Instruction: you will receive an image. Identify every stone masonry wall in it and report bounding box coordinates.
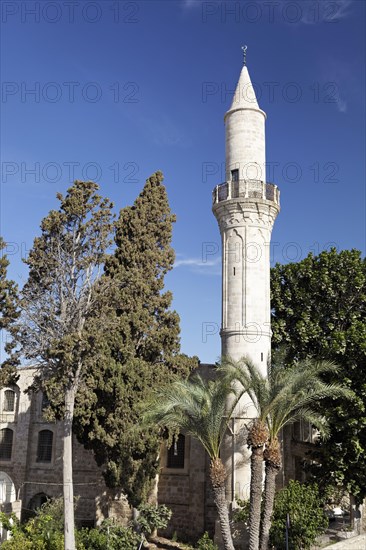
[0,367,131,527]
[158,436,212,542]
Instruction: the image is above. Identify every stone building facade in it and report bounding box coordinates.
[0,366,131,542]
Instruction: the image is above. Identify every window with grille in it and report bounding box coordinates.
[3,390,15,412]
[167,434,185,468]
[0,428,13,460]
[36,430,53,462]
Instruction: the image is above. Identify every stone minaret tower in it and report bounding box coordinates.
[212,53,280,503]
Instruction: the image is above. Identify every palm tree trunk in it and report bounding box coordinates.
[64,387,76,550]
[249,446,264,550]
[210,458,235,550]
[259,462,279,550]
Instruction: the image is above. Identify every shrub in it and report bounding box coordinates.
[269,480,328,550]
[195,531,218,550]
[0,508,65,550]
[0,513,33,550]
[77,528,108,550]
[77,522,140,550]
[136,503,172,535]
[0,502,140,550]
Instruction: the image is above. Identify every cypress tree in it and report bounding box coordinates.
[0,237,20,384]
[75,171,197,506]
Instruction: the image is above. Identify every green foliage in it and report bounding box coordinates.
[0,237,20,385]
[220,355,351,550]
[7,183,115,548]
[13,180,114,395]
[233,498,250,524]
[221,354,348,441]
[76,528,108,550]
[0,502,65,550]
[77,521,140,550]
[144,370,237,550]
[269,480,328,550]
[195,531,218,550]
[0,504,140,550]
[145,373,238,461]
[74,172,197,506]
[0,513,32,549]
[271,249,366,502]
[136,503,172,534]
[0,238,19,332]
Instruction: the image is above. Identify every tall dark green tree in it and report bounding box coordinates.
[74,171,197,506]
[11,182,114,550]
[271,248,366,502]
[0,237,19,384]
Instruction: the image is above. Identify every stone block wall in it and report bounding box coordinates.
[158,436,214,542]
[0,367,130,527]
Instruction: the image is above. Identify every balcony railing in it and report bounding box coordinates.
[212,180,280,206]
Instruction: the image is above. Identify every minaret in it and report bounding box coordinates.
[212,50,280,503]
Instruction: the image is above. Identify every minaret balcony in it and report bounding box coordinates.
[212,180,280,206]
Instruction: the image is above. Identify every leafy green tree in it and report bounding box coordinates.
[74,172,197,506]
[10,182,114,550]
[145,373,240,550]
[0,237,19,384]
[269,480,328,550]
[221,354,350,550]
[271,249,366,502]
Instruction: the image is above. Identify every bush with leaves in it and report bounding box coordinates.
[195,531,218,550]
[77,520,140,550]
[136,503,172,535]
[0,500,140,550]
[0,500,65,550]
[269,480,328,550]
[0,513,33,550]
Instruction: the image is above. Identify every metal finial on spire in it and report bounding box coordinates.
[241,45,248,66]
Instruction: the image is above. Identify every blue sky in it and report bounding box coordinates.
[1,0,365,363]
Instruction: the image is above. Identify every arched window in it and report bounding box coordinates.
[36,430,53,462]
[0,429,13,460]
[167,434,185,469]
[3,390,15,412]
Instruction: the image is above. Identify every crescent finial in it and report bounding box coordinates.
[241,45,248,66]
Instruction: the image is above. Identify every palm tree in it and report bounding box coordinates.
[260,356,351,550]
[144,373,239,550]
[221,355,351,550]
[223,360,269,550]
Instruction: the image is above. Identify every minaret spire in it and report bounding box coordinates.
[212,57,280,505]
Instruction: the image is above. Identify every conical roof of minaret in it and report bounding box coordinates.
[227,64,260,112]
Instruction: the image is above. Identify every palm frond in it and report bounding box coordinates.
[222,354,351,443]
[144,372,240,459]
